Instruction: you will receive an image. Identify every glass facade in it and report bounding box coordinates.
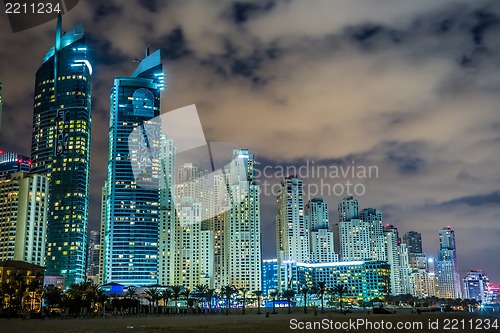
[103,50,163,286]
[30,18,92,285]
[262,259,279,296]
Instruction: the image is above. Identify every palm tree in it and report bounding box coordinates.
[170,285,184,313]
[239,287,249,314]
[125,286,138,299]
[300,286,309,314]
[43,284,63,315]
[145,287,161,314]
[221,285,237,315]
[332,284,348,313]
[194,284,208,307]
[206,289,215,312]
[253,290,263,314]
[315,282,328,313]
[182,287,191,303]
[282,289,295,314]
[159,289,172,313]
[269,290,278,314]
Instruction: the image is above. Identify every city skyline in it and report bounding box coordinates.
[0,1,499,284]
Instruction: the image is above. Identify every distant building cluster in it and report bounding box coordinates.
[0,17,498,308]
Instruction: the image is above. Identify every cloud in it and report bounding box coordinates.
[1,0,500,282]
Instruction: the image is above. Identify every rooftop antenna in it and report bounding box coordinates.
[146,45,150,57]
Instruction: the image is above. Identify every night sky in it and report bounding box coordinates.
[1,1,499,284]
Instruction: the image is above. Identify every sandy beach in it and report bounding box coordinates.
[1,309,499,333]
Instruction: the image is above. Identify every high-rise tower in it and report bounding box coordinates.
[276,175,308,290]
[403,231,422,254]
[0,82,3,132]
[306,198,337,263]
[103,49,164,286]
[30,16,92,285]
[224,149,261,291]
[436,226,461,299]
[338,196,359,222]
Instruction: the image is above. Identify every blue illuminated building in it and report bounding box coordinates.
[30,15,92,285]
[262,259,279,296]
[281,260,390,301]
[103,48,164,286]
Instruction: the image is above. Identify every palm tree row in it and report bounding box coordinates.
[268,283,350,315]
[7,279,357,317]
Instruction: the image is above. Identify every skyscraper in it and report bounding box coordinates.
[103,49,163,286]
[157,134,176,286]
[0,82,3,134]
[0,172,49,266]
[436,226,461,299]
[338,218,371,261]
[86,230,100,283]
[399,243,414,295]
[98,183,106,285]
[384,224,401,295]
[360,208,386,261]
[403,231,422,254]
[224,149,261,291]
[160,160,215,289]
[0,151,31,180]
[276,176,308,264]
[30,16,92,285]
[338,196,359,222]
[276,176,309,290]
[306,198,338,263]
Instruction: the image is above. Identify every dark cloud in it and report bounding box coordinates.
[157,27,190,61]
[440,191,500,207]
[1,0,500,283]
[232,1,276,24]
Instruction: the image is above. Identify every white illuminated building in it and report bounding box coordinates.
[223,149,261,291]
[276,176,309,290]
[307,198,338,263]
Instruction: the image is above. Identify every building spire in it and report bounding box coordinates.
[55,14,62,51]
[54,14,62,102]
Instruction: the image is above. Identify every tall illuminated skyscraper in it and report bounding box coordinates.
[436,226,461,299]
[0,82,3,132]
[403,231,422,254]
[157,134,176,286]
[276,176,308,264]
[224,149,261,291]
[384,224,401,295]
[338,196,359,222]
[30,16,92,285]
[360,208,386,261]
[0,172,49,266]
[306,198,337,263]
[276,175,308,290]
[103,49,164,286]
